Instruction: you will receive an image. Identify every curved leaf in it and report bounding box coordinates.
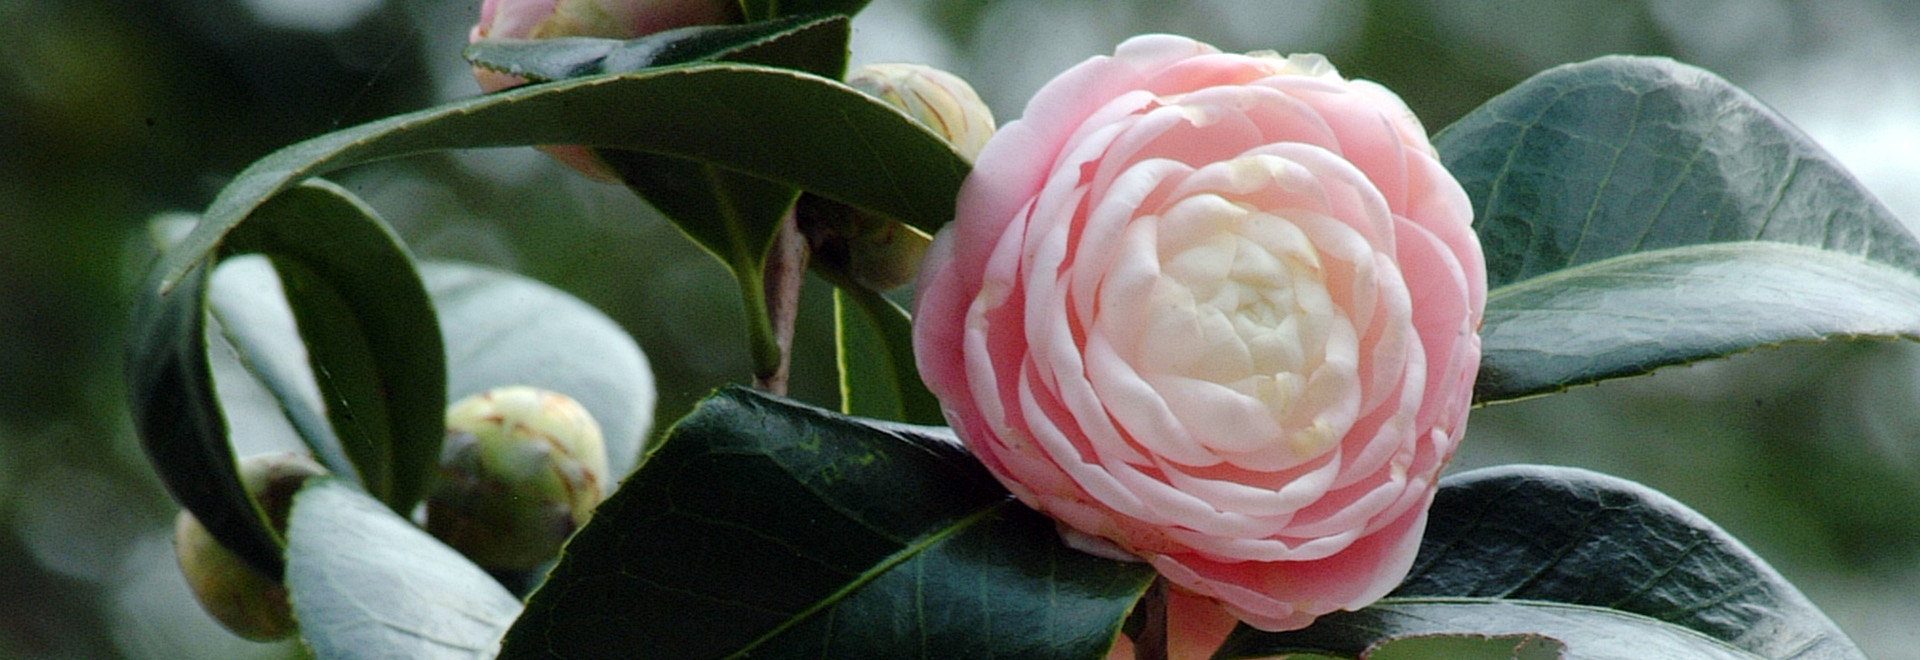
[217,182,445,513]
[206,256,345,465]
[127,180,444,576]
[424,261,656,477]
[128,255,279,574]
[498,387,1154,660]
[471,14,853,384]
[1476,242,1920,398]
[464,14,849,82]
[1436,56,1920,401]
[160,62,969,291]
[1217,465,1866,660]
[286,477,523,660]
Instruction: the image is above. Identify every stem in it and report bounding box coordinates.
[752,210,807,394]
[1134,576,1169,660]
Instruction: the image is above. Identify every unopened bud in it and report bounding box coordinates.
[846,63,996,163]
[801,64,995,292]
[173,452,327,642]
[426,386,610,571]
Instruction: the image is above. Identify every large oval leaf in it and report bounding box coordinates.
[1436,56,1920,401]
[127,180,444,576]
[1216,465,1866,660]
[159,62,969,291]
[285,477,523,660]
[424,261,655,477]
[497,387,1155,659]
[1476,242,1920,398]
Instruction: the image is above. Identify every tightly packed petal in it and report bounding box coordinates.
[913,34,1484,638]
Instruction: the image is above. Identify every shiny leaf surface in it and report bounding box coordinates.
[1437,56,1920,401]
[1216,465,1867,660]
[128,180,443,575]
[497,387,1155,660]
[160,63,968,291]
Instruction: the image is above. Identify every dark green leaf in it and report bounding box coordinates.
[128,255,282,575]
[498,387,1154,660]
[738,0,872,22]
[561,15,844,382]
[127,180,444,576]
[424,261,655,477]
[1216,465,1866,660]
[161,63,966,291]
[834,287,942,425]
[216,181,445,514]
[1436,56,1920,401]
[285,477,522,660]
[465,14,850,82]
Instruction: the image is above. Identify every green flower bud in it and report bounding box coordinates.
[801,63,996,292]
[173,452,327,642]
[846,63,996,163]
[426,386,610,571]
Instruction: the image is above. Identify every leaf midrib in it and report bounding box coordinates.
[720,498,1017,659]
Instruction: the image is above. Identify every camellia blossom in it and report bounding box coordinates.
[912,33,1485,639]
[468,0,739,179]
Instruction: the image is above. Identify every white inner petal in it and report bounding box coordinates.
[1097,155,1362,469]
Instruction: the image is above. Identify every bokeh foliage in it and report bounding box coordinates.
[5,1,1919,658]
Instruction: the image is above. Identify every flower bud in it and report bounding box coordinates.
[846,63,996,163]
[798,65,995,292]
[426,386,610,571]
[469,0,742,180]
[173,452,327,642]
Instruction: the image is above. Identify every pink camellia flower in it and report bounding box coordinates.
[912,33,1485,640]
[468,0,740,179]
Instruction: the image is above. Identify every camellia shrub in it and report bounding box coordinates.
[125,1,1915,659]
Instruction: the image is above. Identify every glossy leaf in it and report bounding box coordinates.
[1476,242,1920,399]
[285,477,522,660]
[159,63,968,292]
[472,14,851,382]
[127,180,443,576]
[834,287,942,425]
[128,254,278,574]
[424,261,655,477]
[1436,56,1920,401]
[216,181,445,514]
[738,0,872,22]
[1216,465,1867,660]
[463,14,849,82]
[497,387,1155,660]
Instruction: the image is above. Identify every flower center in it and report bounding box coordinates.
[1124,189,1359,464]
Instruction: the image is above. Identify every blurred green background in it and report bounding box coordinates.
[3,0,1917,658]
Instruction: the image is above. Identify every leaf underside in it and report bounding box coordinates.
[286,478,523,660]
